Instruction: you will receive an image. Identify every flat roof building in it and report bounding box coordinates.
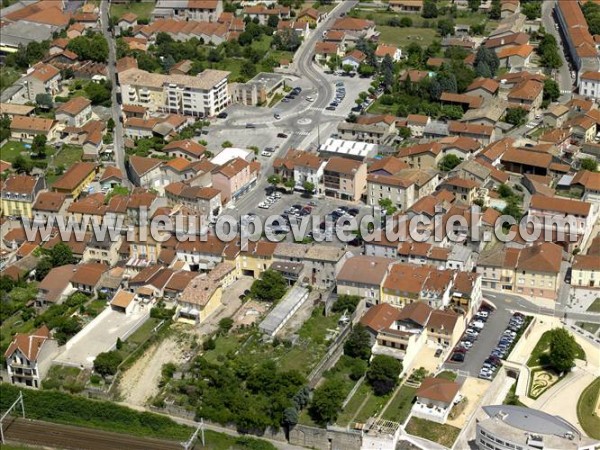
[258,286,309,337]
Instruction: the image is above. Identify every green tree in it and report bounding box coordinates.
[357,64,375,77]
[116,337,123,350]
[49,242,74,267]
[35,258,53,281]
[268,175,281,186]
[218,317,234,334]
[580,158,598,172]
[309,378,346,425]
[85,81,112,105]
[468,0,481,12]
[344,325,372,361]
[497,183,515,198]
[474,46,499,77]
[221,140,233,148]
[381,54,395,92]
[522,1,541,20]
[400,16,413,27]
[35,93,53,109]
[543,79,560,104]
[284,179,295,190]
[342,64,354,74]
[107,118,115,132]
[267,14,280,28]
[422,0,438,18]
[12,155,33,174]
[367,355,402,396]
[399,127,411,139]
[302,181,315,194]
[437,18,455,37]
[332,295,361,314]
[378,198,397,215]
[250,270,287,302]
[438,154,462,171]
[282,406,298,428]
[93,350,123,377]
[505,107,528,126]
[31,134,47,158]
[548,328,578,373]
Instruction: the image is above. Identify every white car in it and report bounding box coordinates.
[306,96,314,102]
[261,151,273,157]
[471,321,485,329]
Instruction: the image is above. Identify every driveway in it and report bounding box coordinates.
[54,307,149,368]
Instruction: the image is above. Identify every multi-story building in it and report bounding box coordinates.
[55,97,93,127]
[477,242,563,300]
[52,162,97,199]
[273,149,325,194]
[580,71,600,100]
[4,326,58,389]
[119,68,230,117]
[153,0,223,21]
[476,405,599,450]
[21,63,61,101]
[211,158,260,205]
[323,157,367,202]
[164,182,222,221]
[572,254,600,289]
[10,116,58,142]
[1,175,45,218]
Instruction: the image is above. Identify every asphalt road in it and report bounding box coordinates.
[100,0,128,182]
[541,0,574,101]
[2,418,181,450]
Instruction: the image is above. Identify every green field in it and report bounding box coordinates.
[527,329,586,367]
[577,377,600,440]
[0,141,28,163]
[381,384,417,424]
[110,1,155,20]
[587,298,600,313]
[0,66,21,92]
[53,145,83,168]
[405,417,461,447]
[377,26,438,48]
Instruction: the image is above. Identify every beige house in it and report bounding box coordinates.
[211,158,260,205]
[22,63,61,101]
[56,97,93,127]
[10,116,57,142]
[323,157,367,202]
[336,256,394,304]
[572,255,600,289]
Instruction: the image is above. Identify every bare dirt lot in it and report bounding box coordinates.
[118,327,192,406]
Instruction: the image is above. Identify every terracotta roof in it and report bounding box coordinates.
[572,170,600,191]
[501,148,552,169]
[440,92,484,109]
[165,271,198,292]
[10,116,55,133]
[581,71,600,82]
[2,175,38,194]
[128,155,163,177]
[416,377,460,403]
[111,290,136,308]
[466,77,500,94]
[484,32,529,49]
[315,41,339,55]
[38,264,76,302]
[375,44,399,58]
[116,56,138,73]
[516,242,562,273]
[273,149,323,171]
[70,262,107,287]
[360,303,400,333]
[573,254,600,271]
[367,156,409,175]
[4,325,51,362]
[67,193,106,215]
[344,49,366,63]
[99,166,123,183]
[397,301,433,327]
[530,194,591,216]
[28,62,60,83]
[497,44,534,59]
[214,157,252,179]
[120,12,138,23]
[508,79,543,101]
[427,309,460,332]
[398,142,443,158]
[448,121,494,137]
[56,97,91,116]
[331,17,374,31]
[337,256,393,286]
[324,157,364,176]
[407,114,430,125]
[52,162,96,191]
[163,139,206,158]
[400,70,430,83]
[0,103,35,116]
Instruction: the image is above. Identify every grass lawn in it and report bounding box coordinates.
[381,384,417,424]
[53,145,83,168]
[576,322,600,334]
[0,141,28,163]
[435,371,457,381]
[1,67,21,92]
[527,330,586,367]
[110,2,155,20]
[337,383,371,426]
[42,365,90,393]
[587,298,600,313]
[503,382,526,407]
[202,334,242,364]
[577,377,600,440]
[377,26,437,48]
[197,431,277,450]
[405,417,461,447]
[354,390,391,423]
[368,98,397,115]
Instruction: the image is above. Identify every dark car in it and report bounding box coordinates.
[277,133,288,138]
[325,106,336,111]
[351,106,362,113]
[217,112,228,119]
[245,123,255,128]
[348,208,360,216]
[450,353,465,362]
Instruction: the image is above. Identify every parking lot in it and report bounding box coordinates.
[443,304,514,378]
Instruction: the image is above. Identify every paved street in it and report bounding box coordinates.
[541,0,574,101]
[100,0,128,182]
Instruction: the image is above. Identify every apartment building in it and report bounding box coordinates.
[153,0,223,22]
[580,71,600,100]
[323,157,367,202]
[119,68,230,117]
[55,97,92,127]
[273,149,325,194]
[1,175,46,218]
[528,194,595,243]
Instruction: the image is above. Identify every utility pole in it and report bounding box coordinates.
[181,419,205,450]
[0,391,25,444]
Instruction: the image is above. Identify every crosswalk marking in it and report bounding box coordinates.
[294,131,310,137]
[560,90,572,94]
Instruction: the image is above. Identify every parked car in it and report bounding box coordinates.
[277,133,288,138]
[451,353,465,362]
[217,112,228,119]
